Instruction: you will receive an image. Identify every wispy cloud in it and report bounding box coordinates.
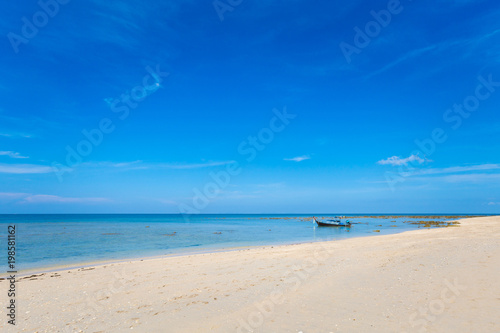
[366,44,438,79]
[0,192,110,204]
[375,163,500,186]
[255,182,285,189]
[0,163,52,174]
[158,161,236,170]
[156,199,180,206]
[0,151,28,159]
[395,164,500,178]
[488,202,500,206]
[216,190,259,200]
[377,154,427,166]
[437,173,500,183]
[32,0,182,63]
[21,195,110,204]
[416,164,500,176]
[80,160,143,168]
[366,28,500,80]
[284,155,311,162]
[0,192,28,199]
[0,160,237,175]
[73,160,236,172]
[0,131,33,138]
[476,28,500,43]
[386,164,500,184]
[388,163,500,181]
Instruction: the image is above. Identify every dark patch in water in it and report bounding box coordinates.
[403,220,460,228]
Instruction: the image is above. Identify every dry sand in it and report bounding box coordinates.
[1,216,499,332]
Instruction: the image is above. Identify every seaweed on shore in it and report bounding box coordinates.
[344,215,482,219]
[403,220,460,228]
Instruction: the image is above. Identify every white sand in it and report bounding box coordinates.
[1,216,499,332]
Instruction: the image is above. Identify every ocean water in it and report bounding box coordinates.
[0,214,477,272]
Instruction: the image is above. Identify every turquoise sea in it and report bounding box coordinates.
[0,214,482,272]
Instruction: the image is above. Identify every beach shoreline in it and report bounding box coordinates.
[1,214,483,277]
[1,215,499,332]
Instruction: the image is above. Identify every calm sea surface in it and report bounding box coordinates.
[0,214,479,271]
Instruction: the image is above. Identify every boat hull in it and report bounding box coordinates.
[313,217,351,227]
[315,221,351,227]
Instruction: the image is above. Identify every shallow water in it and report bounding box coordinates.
[0,214,474,271]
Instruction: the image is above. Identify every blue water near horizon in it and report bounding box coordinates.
[0,214,486,272]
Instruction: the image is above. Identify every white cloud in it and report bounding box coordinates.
[377,154,426,166]
[284,155,311,162]
[488,202,500,206]
[0,151,28,159]
[0,163,52,174]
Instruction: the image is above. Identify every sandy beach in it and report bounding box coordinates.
[1,215,499,332]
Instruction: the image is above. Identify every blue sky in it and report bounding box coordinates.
[1,0,500,213]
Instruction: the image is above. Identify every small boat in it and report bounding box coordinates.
[313,216,351,227]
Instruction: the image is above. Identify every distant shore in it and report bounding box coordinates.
[2,216,499,332]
